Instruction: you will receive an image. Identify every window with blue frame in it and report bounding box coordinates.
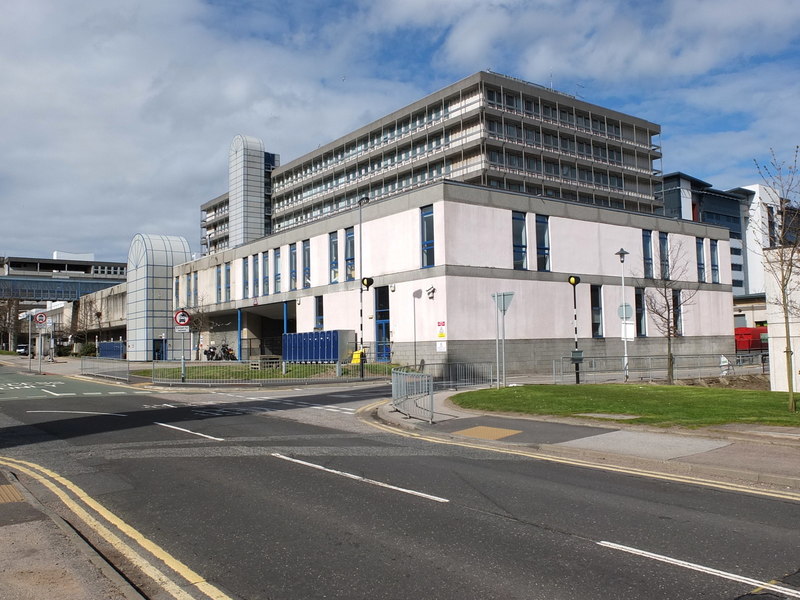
[329,231,339,283]
[243,256,249,299]
[174,276,180,307]
[262,251,269,295]
[536,214,550,271]
[315,296,324,330]
[252,254,259,297]
[659,232,669,280]
[421,205,434,267]
[591,285,603,337]
[224,262,231,301]
[185,273,191,306]
[274,249,281,293]
[289,244,297,291]
[642,230,653,278]
[512,211,527,270]
[216,265,222,303]
[696,238,705,282]
[192,272,198,306]
[635,288,646,337]
[345,227,355,281]
[302,239,311,288]
[672,289,682,334]
[711,240,719,283]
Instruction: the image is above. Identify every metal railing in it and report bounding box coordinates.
[415,362,495,390]
[392,368,434,423]
[146,359,394,386]
[552,353,770,384]
[81,357,130,382]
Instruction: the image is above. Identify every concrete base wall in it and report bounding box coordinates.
[387,335,735,375]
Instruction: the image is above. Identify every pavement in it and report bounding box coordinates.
[1,355,799,599]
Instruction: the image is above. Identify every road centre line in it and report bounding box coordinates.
[271,453,449,503]
[41,389,76,396]
[27,410,128,417]
[0,456,233,600]
[598,541,800,598]
[154,422,225,441]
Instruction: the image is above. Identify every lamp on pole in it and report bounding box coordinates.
[358,196,369,377]
[615,248,630,382]
[568,275,582,384]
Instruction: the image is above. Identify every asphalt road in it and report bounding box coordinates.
[1,364,798,599]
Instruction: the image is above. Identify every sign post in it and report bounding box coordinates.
[491,292,515,388]
[174,310,191,382]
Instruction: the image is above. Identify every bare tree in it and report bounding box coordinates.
[755,146,800,412]
[0,299,20,351]
[642,241,700,384]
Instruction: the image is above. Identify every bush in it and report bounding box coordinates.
[80,343,97,357]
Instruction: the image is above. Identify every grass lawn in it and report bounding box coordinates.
[451,384,800,428]
[132,362,394,381]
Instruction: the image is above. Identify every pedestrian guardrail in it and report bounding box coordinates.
[80,357,130,382]
[145,360,394,386]
[552,353,769,384]
[392,368,434,423]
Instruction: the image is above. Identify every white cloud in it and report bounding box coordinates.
[0,0,798,260]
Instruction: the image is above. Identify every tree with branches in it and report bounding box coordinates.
[642,240,700,385]
[755,146,800,412]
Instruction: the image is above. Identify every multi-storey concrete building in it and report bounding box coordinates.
[70,72,734,369]
[268,71,663,236]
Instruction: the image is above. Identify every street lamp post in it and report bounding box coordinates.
[568,276,581,384]
[358,196,369,378]
[615,248,630,382]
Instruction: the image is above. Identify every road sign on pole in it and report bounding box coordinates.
[34,313,47,324]
[174,310,191,326]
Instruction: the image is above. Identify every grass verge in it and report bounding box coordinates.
[451,384,800,428]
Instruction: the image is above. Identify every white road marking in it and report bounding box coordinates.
[108,392,127,395]
[154,422,225,441]
[41,389,76,396]
[271,453,450,503]
[83,392,102,395]
[27,410,127,417]
[598,541,800,598]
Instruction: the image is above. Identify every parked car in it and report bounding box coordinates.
[16,344,29,356]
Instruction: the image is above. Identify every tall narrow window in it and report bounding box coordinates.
[536,214,550,271]
[768,206,777,247]
[224,262,231,302]
[421,205,435,267]
[243,256,250,299]
[274,249,281,293]
[268,251,269,296]
[252,254,259,297]
[659,232,669,280]
[185,273,192,307]
[192,271,198,307]
[329,231,339,283]
[174,276,180,307]
[289,243,297,291]
[512,211,527,270]
[302,239,311,288]
[315,296,324,330]
[635,288,646,337]
[216,265,222,303]
[710,240,719,284]
[642,230,653,278]
[672,289,682,335]
[345,227,355,281]
[696,238,706,282]
[590,285,603,337]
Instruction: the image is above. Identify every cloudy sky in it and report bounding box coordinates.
[2,0,799,262]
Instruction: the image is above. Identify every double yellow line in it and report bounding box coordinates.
[0,456,233,600]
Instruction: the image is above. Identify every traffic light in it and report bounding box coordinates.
[361,277,374,289]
